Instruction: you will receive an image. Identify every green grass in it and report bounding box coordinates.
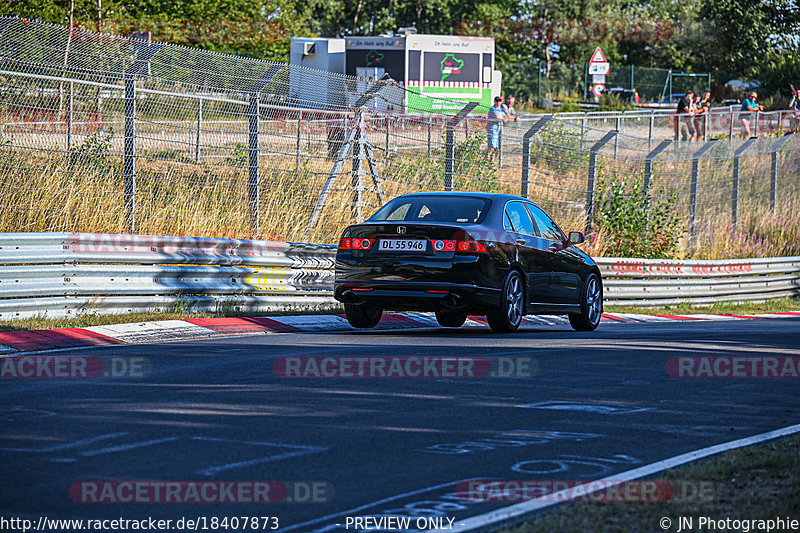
[502,433,800,533]
[605,297,799,316]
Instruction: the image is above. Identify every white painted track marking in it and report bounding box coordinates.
[435,422,800,532]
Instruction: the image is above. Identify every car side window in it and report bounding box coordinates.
[504,202,536,236]
[526,203,565,242]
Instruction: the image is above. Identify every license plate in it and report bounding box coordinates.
[378,239,427,252]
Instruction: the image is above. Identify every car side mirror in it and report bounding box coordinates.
[568,231,585,245]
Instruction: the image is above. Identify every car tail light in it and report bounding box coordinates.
[456,239,488,253]
[338,238,352,250]
[352,238,375,250]
[431,239,456,252]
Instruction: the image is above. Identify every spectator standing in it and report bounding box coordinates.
[486,96,508,155]
[789,88,800,133]
[501,96,521,123]
[693,91,711,139]
[676,90,696,141]
[740,91,763,139]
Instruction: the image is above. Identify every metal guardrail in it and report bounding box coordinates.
[1,233,798,319]
[0,232,337,319]
[600,256,800,306]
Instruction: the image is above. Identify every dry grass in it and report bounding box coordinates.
[502,433,800,533]
[1,123,798,258]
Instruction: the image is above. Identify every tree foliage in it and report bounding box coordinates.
[3,0,798,95]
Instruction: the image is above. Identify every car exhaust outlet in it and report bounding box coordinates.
[442,293,462,309]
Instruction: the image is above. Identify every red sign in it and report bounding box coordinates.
[590,47,607,63]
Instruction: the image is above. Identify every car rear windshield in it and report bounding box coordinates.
[369,196,491,224]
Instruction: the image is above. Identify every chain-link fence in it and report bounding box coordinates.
[500,63,706,103]
[1,17,799,253]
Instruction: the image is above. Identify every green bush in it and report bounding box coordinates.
[597,93,634,112]
[595,172,682,258]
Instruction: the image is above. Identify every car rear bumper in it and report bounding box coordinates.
[334,281,502,312]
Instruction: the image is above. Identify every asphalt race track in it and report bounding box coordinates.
[2,319,799,532]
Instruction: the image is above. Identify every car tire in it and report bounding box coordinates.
[435,309,467,328]
[344,303,382,328]
[568,273,602,331]
[486,271,524,333]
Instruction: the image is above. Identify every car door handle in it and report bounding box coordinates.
[515,238,526,245]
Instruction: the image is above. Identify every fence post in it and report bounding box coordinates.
[445,102,478,191]
[296,113,302,170]
[644,140,671,195]
[703,112,709,142]
[688,140,718,243]
[648,112,654,150]
[195,97,202,162]
[769,133,794,213]
[586,130,618,233]
[385,116,391,164]
[352,112,366,222]
[729,108,734,140]
[427,118,432,158]
[732,137,757,230]
[753,110,760,137]
[121,41,164,234]
[521,115,553,198]
[248,92,260,235]
[614,116,621,158]
[123,74,136,233]
[66,81,73,150]
[498,127,503,168]
[581,113,587,148]
[244,65,284,236]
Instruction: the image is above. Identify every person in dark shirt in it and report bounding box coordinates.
[693,91,711,139]
[789,88,800,133]
[676,90,696,141]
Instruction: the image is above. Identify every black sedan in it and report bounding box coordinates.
[334,192,603,333]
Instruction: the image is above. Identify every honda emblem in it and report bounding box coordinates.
[397,226,406,234]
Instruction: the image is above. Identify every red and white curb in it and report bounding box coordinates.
[0,311,798,354]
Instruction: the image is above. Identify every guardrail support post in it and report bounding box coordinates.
[124,74,136,233]
[445,102,478,191]
[586,130,618,233]
[689,140,718,244]
[732,137,757,230]
[769,133,794,213]
[248,92,260,235]
[521,115,552,198]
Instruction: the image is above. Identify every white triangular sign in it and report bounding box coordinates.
[589,47,606,64]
